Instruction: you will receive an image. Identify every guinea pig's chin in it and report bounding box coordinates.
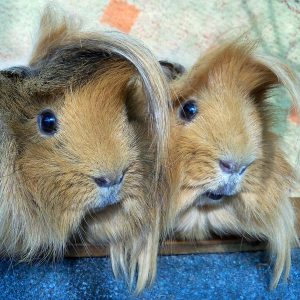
[90,186,123,211]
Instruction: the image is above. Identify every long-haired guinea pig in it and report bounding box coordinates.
[0,8,170,290]
[165,40,300,288]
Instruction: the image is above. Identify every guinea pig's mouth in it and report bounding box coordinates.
[204,192,224,201]
[193,177,242,207]
[195,188,237,207]
[194,191,224,208]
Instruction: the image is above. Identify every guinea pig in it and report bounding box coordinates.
[165,40,300,288]
[0,8,170,291]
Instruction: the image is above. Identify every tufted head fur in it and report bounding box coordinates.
[166,40,300,288]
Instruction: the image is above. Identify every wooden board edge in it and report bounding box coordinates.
[65,197,300,258]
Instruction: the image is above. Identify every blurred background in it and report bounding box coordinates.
[0,0,299,189]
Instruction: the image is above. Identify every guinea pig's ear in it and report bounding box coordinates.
[29,6,76,65]
[159,60,186,81]
[219,41,300,108]
[1,66,31,80]
[0,66,31,115]
[249,55,300,110]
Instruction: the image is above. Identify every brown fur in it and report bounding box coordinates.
[166,40,300,288]
[0,8,170,292]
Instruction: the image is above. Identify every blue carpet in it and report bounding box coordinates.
[0,250,299,299]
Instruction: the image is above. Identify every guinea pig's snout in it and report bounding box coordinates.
[94,172,124,188]
[197,158,254,205]
[219,159,251,175]
[91,168,129,210]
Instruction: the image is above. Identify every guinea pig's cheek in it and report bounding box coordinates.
[181,189,202,212]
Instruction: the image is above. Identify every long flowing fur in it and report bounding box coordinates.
[0,7,170,292]
[165,40,300,288]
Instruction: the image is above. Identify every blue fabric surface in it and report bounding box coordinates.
[0,250,299,299]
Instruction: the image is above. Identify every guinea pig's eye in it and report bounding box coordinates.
[179,100,198,122]
[37,110,58,135]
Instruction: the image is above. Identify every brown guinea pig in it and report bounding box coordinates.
[165,40,300,288]
[0,8,170,291]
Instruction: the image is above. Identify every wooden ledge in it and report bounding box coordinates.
[66,198,300,258]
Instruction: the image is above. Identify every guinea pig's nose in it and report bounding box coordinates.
[94,172,125,188]
[219,160,250,175]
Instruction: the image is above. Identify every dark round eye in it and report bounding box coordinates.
[179,100,198,121]
[38,110,58,135]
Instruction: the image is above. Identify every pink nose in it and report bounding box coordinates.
[219,160,248,175]
[94,172,125,188]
